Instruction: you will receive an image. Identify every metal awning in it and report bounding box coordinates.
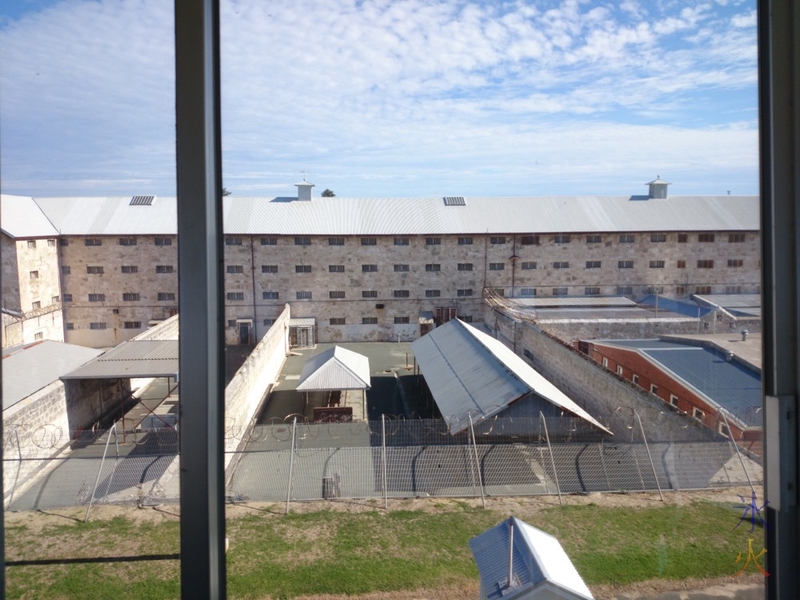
[61,340,179,379]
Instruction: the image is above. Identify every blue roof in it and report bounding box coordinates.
[606,340,761,426]
[639,295,714,318]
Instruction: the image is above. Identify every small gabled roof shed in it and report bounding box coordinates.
[296,346,371,391]
[470,517,594,600]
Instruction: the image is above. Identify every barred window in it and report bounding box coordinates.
[156,265,174,274]
[425,289,441,297]
[394,237,409,246]
[394,264,410,272]
[647,286,664,294]
[457,263,473,271]
[124,321,142,329]
[86,266,104,274]
[329,265,345,273]
[225,237,243,246]
[155,237,172,246]
[458,237,473,245]
[585,261,601,269]
[27,240,36,248]
[677,260,686,268]
[521,235,539,245]
[394,316,410,324]
[619,234,635,243]
[585,287,600,295]
[227,293,244,301]
[329,237,345,246]
[618,260,633,269]
[553,234,571,244]
[330,317,346,325]
[697,260,715,268]
[296,291,312,300]
[425,237,441,245]
[678,234,688,243]
[676,285,687,295]
[728,259,744,267]
[31,301,41,310]
[226,265,244,273]
[84,238,102,246]
[586,235,601,243]
[63,294,73,302]
[362,264,378,272]
[59,238,69,246]
[489,262,505,270]
[617,286,633,295]
[89,322,107,330]
[121,265,138,273]
[29,270,39,278]
[65,323,75,330]
[490,236,506,244]
[295,265,312,273]
[698,233,715,242]
[460,315,473,323]
[294,237,311,246]
[649,260,665,268]
[262,291,279,299]
[329,291,345,299]
[160,292,177,301]
[726,285,743,294]
[425,264,441,272]
[263,318,276,326]
[520,288,536,296]
[729,233,746,243]
[88,293,105,302]
[394,290,410,298]
[457,289,473,297]
[361,237,377,246]
[260,237,277,246]
[362,290,378,298]
[119,237,137,246]
[262,265,278,273]
[695,285,712,294]
[650,233,666,242]
[362,317,378,324]
[553,261,569,269]
[122,293,140,301]
[521,261,537,270]
[552,287,568,296]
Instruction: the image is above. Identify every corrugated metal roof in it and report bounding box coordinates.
[296,346,371,391]
[23,194,758,236]
[469,517,593,600]
[62,340,179,379]
[411,319,610,435]
[2,341,103,410]
[513,296,636,308]
[533,306,689,321]
[596,339,761,426]
[1,195,60,238]
[288,318,316,327]
[695,294,761,308]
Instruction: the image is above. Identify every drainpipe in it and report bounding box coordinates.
[250,235,257,342]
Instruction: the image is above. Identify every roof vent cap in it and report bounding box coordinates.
[295,178,315,201]
[646,176,670,199]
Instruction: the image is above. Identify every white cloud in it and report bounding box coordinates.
[0,0,759,196]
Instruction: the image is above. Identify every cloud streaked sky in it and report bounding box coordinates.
[1,0,758,197]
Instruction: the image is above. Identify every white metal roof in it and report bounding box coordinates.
[62,340,179,379]
[513,296,637,308]
[410,319,610,435]
[296,346,371,391]
[2,341,103,410]
[694,294,761,308]
[18,194,758,236]
[0,195,60,238]
[469,517,594,600]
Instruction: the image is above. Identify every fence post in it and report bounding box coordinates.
[634,411,664,501]
[285,417,297,515]
[468,415,486,509]
[101,425,122,501]
[598,438,611,490]
[85,423,117,523]
[382,415,388,509]
[539,412,562,505]
[721,411,754,494]
[7,426,24,507]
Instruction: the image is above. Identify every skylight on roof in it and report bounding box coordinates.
[130,195,155,206]
[443,196,466,206]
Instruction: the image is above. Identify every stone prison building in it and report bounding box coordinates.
[1,178,760,348]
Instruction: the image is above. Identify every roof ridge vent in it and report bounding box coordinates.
[443,196,466,206]
[130,195,155,206]
[645,176,670,199]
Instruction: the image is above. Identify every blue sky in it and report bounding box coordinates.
[1,0,758,198]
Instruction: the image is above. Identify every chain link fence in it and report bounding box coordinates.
[4,414,762,516]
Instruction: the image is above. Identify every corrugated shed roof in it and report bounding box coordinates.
[2,341,103,410]
[62,340,179,379]
[0,195,59,238]
[694,294,761,308]
[596,339,762,426]
[296,346,371,391]
[23,194,758,236]
[469,517,593,600]
[411,319,610,435]
[513,296,636,308]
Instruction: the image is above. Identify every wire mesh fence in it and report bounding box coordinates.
[4,415,762,515]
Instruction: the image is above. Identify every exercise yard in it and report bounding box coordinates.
[255,342,439,424]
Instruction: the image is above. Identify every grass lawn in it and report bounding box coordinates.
[4,492,765,599]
